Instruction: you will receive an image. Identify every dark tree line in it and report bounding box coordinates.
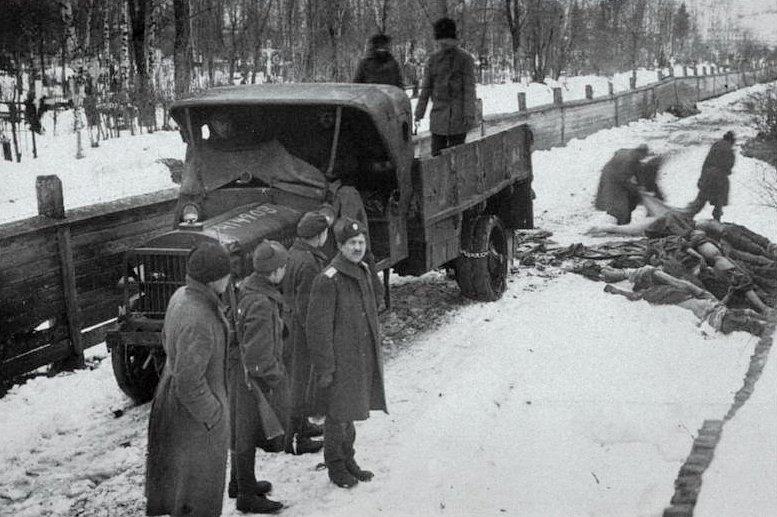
[1,0,776,101]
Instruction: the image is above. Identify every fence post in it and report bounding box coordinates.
[657,70,664,81]
[683,66,688,77]
[475,98,485,137]
[517,92,527,112]
[36,175,65,218]
[629,76,637,90]
[608,81,614,96]
[702,66,707,76]
[585,84,593,100]
[552,87,563,105]
[36,175,85,370]
[552,87,565,144]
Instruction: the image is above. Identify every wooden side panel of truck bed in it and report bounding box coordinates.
[400,123,533,275]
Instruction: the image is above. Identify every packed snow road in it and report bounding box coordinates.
[1,82,776,517]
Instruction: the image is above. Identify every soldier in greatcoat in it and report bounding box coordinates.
[687,131,736,221]
[280,211,331,455]
[594,144,650,225]
[230,240,289,514]
[306,217,387,488]
[146,242,232,517]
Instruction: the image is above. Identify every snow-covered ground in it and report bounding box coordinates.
[1,81,776,517]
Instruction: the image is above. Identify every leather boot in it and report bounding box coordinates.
[300,419,324,438]
[345,457,374,482]
[230,451,272,498]
[327,460,359,488]
[285,433,324,455]
[236,494,284,514]
[228,479,273,499]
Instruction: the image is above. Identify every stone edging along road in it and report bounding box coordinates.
[662,315,776,517]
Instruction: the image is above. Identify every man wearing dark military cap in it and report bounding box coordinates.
[280,211,331,455]
[147,242,233,517]
[230,240,288,514]
[306,217,387,488]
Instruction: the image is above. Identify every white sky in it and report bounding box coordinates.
[733,0,777,44]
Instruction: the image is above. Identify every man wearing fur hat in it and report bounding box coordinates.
[306,217,387,488]
[414,17,477,156]
[353,33,404,88]
[280,211,331,455]
[687,130,736,221]
[146,242,233,517]
[230,240,289,514]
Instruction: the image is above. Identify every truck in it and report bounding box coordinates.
[106,83,534,402]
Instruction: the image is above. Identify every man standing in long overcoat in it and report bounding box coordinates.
[231,240,289,514]
[306,217,387,488]
[146,242,232,517]
[281,211,331,455]
[687,130,736,221]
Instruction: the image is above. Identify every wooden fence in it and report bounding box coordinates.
[1,65,776,383]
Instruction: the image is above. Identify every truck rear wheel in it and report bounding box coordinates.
[111,344,163,403]
[456,215,509,301]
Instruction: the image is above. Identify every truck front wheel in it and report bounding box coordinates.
[456,215,510,301]
[111,343,164,403]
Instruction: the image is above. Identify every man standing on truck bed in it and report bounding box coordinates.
[306,217,387,488]
[353,33,404,88]
[414,17,477,156]
[146,242,232,517]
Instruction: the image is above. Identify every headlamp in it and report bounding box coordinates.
[181,203,200,223]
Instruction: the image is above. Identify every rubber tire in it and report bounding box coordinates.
[456,215,509,301]
[111,343,163,403]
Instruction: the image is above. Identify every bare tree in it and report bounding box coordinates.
[173,0,192,96]
[523,0,563,83]
[504,0,526,79]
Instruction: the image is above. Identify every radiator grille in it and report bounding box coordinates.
[127,248,189,318]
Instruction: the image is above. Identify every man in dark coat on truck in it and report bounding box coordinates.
[230,240,289,514]
[280,211,331,455]
[414,17,478,156]
[687,130,736,221]
[146,242,232,517]
[306,217,387,489]
[594,144,651,225]
[353,33,404,88]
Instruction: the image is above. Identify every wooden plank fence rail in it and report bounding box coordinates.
[1,187,178,381]
[1,65,776,383]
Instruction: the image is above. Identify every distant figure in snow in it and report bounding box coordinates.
[686,130,736,221]
[594,144,656,225]
[353,33,403,88]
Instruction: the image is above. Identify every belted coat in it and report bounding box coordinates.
[146,277,230,517]
[231,273,288,451]
[306,253,387,422]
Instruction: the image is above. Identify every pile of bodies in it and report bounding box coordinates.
[548,197,777,337]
